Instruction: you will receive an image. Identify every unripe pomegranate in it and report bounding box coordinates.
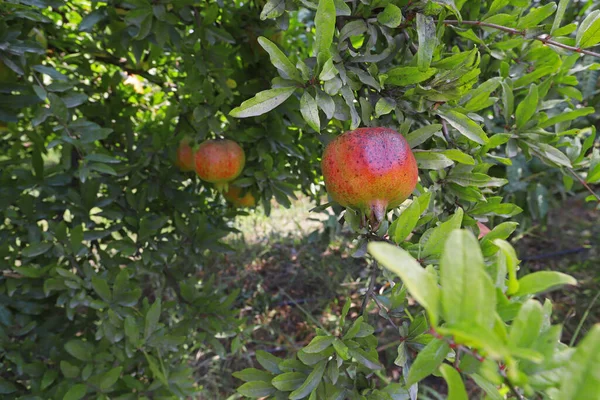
[175,138,194,172]
[322,127,418,229]
[195,139,245,191]
[223,186,256,208]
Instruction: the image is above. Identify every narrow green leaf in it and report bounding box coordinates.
[517,3,557,29]
[422,208,464,258]
[538,107,595,128]
[233,368,274,383]
[441,149,475,165]
[99,366,123,391]
[389,199,421,244]
[368,242,440,325]
[272,372,307,391]
[501,79,513,125]
[406,124,442,148]
[319,58,338,81]
[300,91,320,132]
[557,325,600,400]
[63,384,87,400]
[384,66,437,86]
[333,338,350,360]
[437,109,488,144]
[91,276,111,302]
[237,381,276,398]
[144,299,161,339]
[258,38,303,82]
[315,0,336,68]
[256,350,283,374]
[416,13,437,71]
[304,336,335,353]
[536,143,572,168]
[509,299,544,349]
[515,84,538,129]
[414,151,454,169]
[407,339,450,385]
[514,271,577,296]
[439,364,468,400]
[349,348,383,370]
[22,242,53,258]
[551,0,570,34]
[578,11,600,48]
[493,239,520,295]
[440,230,496,330]
[230,86,297,118]
[260,0,285,20]
[64,339,93,361]
[289,360,327,400]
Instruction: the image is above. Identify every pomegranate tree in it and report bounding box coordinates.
[195,139,245,191]
[322,127,418,229]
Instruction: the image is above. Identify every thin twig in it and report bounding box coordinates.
[370,293,398,329]
[569,290,600,346]
[361,263,379,316]
[443,20,600,58]
[568,167,600,202]
[440,118,452,144]
[504,376,525,400]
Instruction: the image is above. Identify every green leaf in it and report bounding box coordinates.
[237,381,276,398]
[517,3,557,29]
[233,368,273,383]
[538,107,595,128]
[441,149,475,165]
[439,364,468,400]
[289,360,326,400]
[509,299,543,349]
[416,13,437,71]
[260,0,285,20]
[41,369,58,390]
[440,230,496,330]
[272,372,307,391]
[501,79,514,125]
[384,66,437,86]
[144,299,161,339]
[319,58,338,81]
[368,242,440,325]
[389,199,421,244]
[535,143,573,168]
[304,335,335,353]
[422,208,464,258]
[60,360,80,379]
[91,276,111,303]
[256,350,283,374]
[437,109,488,144]
[0,377,17,394]
[333,338,350,360]
[514,271,577,296]
[551,0,570,34]
[65,339,94,361]
[230,86,297,118]
[258,37,303,82]
[493,239,520,295]
[577,11,600,48]
[100,366,123,391]
[377,4,403,28]
[414,151,454,169]
[407,339,450,385]
[63,384,87,400]
[515,84,539,129]
[375,97,395,117]
[557,324,600,400]
[22,242,53,257]
[300,91,320,132]
[48,92,68,122]
[349,347,383,370]
[588,163,600,183]
[315,0,336,68]
[89,163,117,176]
[406,124,441,148]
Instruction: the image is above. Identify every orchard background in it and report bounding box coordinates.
[1,0,600,399]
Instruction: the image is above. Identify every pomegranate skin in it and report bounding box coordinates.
[223,186,256,208]
[322,127,418,225]
[195,139,245,185]
[175,139,195,172]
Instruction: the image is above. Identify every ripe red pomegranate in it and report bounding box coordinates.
[322,127,418,229]
[223,185,256,208]
[195,139,245,191]
[175,138,195,172]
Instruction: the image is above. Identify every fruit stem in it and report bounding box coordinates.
[368,199,387,231]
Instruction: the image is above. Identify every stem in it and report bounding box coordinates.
[504,376,525,400]
[443,20,600,58]
[569,290,600,346]
[568,168,600,202]
[370,293,398,329]
[361,263,379,316]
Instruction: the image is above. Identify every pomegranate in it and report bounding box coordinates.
[175,138,195,172]
[195,139,245,191]
[223,186,256,208]
[322,127,418,229]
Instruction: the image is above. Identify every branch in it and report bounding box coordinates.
[568,168,600,202]
[361,262,379,316]
[443,20,600,59]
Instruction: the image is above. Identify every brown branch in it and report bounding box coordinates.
[443,20,600,58]
[361,262,379,316]
[568,168,600,202]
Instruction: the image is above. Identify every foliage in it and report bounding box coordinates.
[1,0,600,399]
